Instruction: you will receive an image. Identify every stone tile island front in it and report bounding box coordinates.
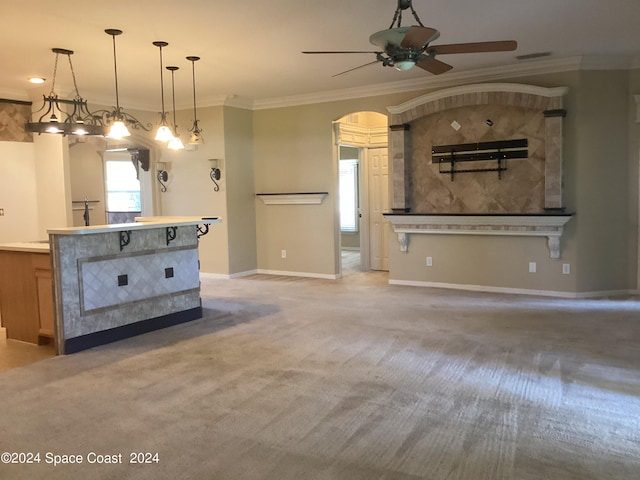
[1,216,220,355]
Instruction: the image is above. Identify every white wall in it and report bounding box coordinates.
[0,141,39,242]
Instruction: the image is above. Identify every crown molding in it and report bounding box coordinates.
[252,57,585,110]
[580,55,637,70]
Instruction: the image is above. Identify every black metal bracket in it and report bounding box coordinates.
[157,170,168,192]
[166,226,177,246]
[432,138,528,181]
[197,224,210,239]
[119,230,131,251]
[210,167,221,192]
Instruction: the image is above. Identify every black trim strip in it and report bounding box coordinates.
[63,306,202,354]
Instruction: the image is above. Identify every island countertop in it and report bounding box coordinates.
[46,216,220,236]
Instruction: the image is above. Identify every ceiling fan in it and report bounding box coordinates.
[303,0,517,77]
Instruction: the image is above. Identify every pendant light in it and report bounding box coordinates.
[102,29,149,138]
[166,66,184,151]
[153,41,173,142]
[26,48,107,136]
[186,56,204,145]
[105,29,131,139]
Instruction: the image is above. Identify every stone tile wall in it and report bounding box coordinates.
[388,85,567,213]
[0,100,32,142]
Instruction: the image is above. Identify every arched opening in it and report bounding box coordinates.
[334,111,389,276]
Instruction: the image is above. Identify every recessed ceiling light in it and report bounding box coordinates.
[28,76,46,84]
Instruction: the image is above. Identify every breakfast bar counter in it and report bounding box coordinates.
[0,216,220,354]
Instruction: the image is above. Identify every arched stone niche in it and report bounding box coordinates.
[386,83,568,213]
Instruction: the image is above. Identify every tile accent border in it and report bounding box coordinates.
[386,83,569,211]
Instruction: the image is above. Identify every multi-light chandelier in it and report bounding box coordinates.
[26,29,203,148]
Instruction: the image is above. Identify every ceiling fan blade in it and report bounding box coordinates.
[332,60,380,77]
[416,57,453,75]
[400,26,440,49]
[428,40,517,55]
[302,51,379,55]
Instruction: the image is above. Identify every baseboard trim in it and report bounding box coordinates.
[63,306,202,354]
[389,279,637,299]
[230,269,259,279]
[257,269,339,280]
[200,270,259,280]
[200,272,230,280]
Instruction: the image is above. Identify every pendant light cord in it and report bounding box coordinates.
[170,68,178,133]
[191,60,197,121]
[111,34,121,111]
[159,45,166,121]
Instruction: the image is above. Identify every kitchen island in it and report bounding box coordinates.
[0,216,220,354]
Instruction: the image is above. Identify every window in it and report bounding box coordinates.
[105,160,141,212]
[339,159,359,232]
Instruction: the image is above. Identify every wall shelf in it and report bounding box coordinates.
[384,213,574,259]
[256,192,328,205]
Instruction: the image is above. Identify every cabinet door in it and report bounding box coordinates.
[35,268,55,339]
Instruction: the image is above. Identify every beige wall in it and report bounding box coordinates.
[253,93,415,276]
[224,107,257,275]
[572,70,632,292]
[33,134,73,238]
[157,105,230,274]
[2,66,638,295]
[0,141,39,242]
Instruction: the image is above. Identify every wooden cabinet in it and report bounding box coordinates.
[0,249,54,345]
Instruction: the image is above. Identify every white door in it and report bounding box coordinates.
[368,148,389,271]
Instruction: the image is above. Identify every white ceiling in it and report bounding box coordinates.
[2,0,639,111]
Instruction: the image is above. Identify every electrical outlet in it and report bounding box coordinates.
[529,262,537,273]
[562,264,571,275]
[426,256,433,267]
[281,250,287,259]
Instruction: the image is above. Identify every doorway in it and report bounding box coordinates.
[335,112,389,275]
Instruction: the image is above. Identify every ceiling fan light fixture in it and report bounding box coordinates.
[395,60,416,71]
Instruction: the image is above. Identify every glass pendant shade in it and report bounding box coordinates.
[189,131,204,145]
[155,124,174,142]
[108,120,131,139]
[168,135,184,150]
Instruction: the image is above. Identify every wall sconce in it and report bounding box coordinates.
[157,162,169,192]
[209,159,221,192]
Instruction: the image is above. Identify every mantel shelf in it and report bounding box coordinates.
[384,213,574,259]
[257,192,328,205]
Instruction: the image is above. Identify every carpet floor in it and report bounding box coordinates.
[1,271,639,479]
